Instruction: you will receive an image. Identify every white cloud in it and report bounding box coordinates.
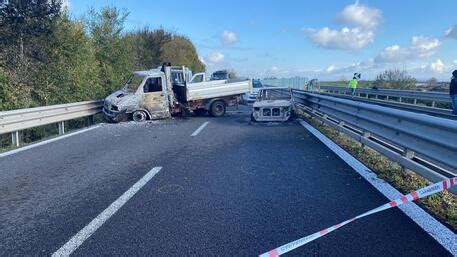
[335,1,382,30]
[270,66,280,72]
[220,30,237,45]
[411,36,440,56]
[376,36,441,63]
[430,59,445,73]
[198,55,206,65]
[453,60,457,65]
[206,52,224,63]
[304,2,381,49]
[305,27,374,49]
[325,65,336,73]
[445,25,457,39]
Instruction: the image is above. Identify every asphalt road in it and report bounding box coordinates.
[0,106,452,256]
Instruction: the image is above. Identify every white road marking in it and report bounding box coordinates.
[298,119,456,255]
[0,125,101,159]
[52,166,163,257]
[191,121,209,137]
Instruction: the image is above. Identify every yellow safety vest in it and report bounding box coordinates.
[348,79,358,89]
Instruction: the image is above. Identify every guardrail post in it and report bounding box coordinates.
[375,94,378,99]
[337,121,345,135]
[361,131,370,149]
[431,101,436,107]
[402,149,415,174]
[321,113,328,125]
[399,97,402,102]
[413,99,417,105]
[11,131,20,147]
[58,121,65,135]
[86,115,94,126]
[386,96,389,101]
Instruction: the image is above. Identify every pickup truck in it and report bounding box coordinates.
[103,64,252,122]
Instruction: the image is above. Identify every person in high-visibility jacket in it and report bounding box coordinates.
[348,76,358,96]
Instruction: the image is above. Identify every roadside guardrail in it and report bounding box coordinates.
[292,89,456,193]
[318,85,451,107]
[0,100,103,146]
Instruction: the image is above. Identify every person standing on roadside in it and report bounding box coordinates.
[450,70,457,114]
[348,75,358,96]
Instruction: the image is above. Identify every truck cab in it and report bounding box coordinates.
[103,69,173,122]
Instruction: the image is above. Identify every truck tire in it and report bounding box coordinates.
[132,110,147,122]
[209,100,226,117]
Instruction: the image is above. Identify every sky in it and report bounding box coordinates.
[67,0,457,81]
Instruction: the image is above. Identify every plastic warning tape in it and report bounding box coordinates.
[259,177,456,257]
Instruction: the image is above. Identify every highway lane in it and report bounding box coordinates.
[0,107,452,256]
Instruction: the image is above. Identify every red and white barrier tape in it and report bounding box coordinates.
[259,177,456,257]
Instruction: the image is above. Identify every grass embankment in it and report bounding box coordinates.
[296,109,456,230]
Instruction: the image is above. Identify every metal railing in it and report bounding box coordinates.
[317,92,455,120]
[292,89,457,193]
[319,85,451,107]
[0,100,103,146]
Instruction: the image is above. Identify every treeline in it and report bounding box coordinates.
[0,1,204,112]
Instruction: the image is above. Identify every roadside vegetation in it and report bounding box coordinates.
[324,69,450,92]
[0,1,204,147]
[295,109,457,230]
[0,1,204,112]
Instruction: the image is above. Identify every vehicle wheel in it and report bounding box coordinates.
[194,109,207,116]
[251,113,256,122]
[209,100,226,117]
[132,110,148,122]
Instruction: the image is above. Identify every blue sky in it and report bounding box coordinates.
[68,0,457,81]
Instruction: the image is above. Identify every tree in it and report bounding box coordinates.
[126,27,173,70]
[86,7,132,95]
[33,14,101,105]
[374,69,417,89]
[0,0,62,109]
[0,0,61,68]
[160,35,205,72]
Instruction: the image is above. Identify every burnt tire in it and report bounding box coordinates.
[209,100,226,117]
[194,109,207,116]
[132,110,147,122]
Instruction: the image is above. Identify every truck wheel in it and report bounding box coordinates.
[210,101,226,117]
[194,109,207,116]
[132,110,147,122]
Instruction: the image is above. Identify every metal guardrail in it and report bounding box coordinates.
[319,85,451,106]
[292,89,457,193]
[318,92,455,120]
[0,100,103,146]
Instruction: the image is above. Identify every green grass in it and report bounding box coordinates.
[295,108,457,229]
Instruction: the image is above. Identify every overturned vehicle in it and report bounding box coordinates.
[251,87,294,122]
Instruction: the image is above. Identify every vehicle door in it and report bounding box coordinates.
[190,73,205,83]
[140,75,170,118]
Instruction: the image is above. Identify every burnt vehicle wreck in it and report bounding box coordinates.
[251,87,294,122]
